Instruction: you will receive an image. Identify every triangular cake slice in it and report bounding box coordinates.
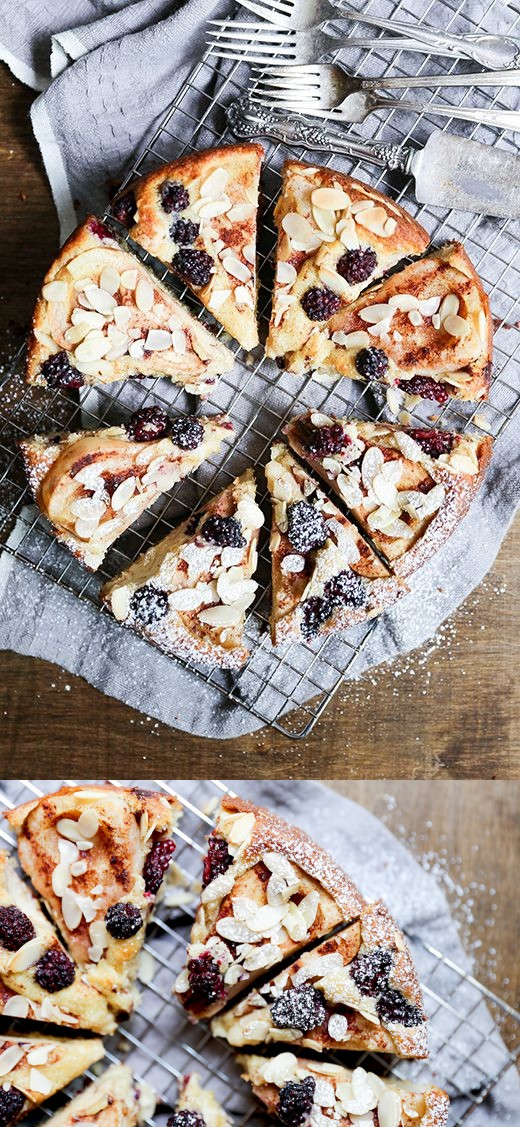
[102,470,263,670]
[238,1054,449,1127]
[266,443,405,645]
[293,242,492,401]
[285,412,493,578]
[44,1065,156,1127]
[19,410,234,571]
[0,1033,104,1127]
[265,159,429,369]
[174,794,365,1020]
[172,1074,232,1127]
[6,784,181,1020]
[26,217,234,397]
[0,851,114,1033]
[115,143,263,350]
[212,900,428,1059]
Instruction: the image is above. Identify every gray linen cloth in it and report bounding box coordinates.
[0,1,519,738]
[1,778,518,1122]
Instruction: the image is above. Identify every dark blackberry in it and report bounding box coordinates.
[304,423,345,459]
[271,985,326,1033]
[112,192,136,228]
[277,1077,316,1127]
[202,835,233,888]
[126,406,170,442]
[349,950,393,997]
[40,351,84,390]
[143,839,176,895]
[301,596,333,639]
[201,515,246,549]
[129,586,169,626]
[172,248,213,287]
[89,218,113,241]
[168,1113,206,1127]
[170,218,200,246]
[324,570,367,609]
[336,247,377,285]
[377,987,424,1027]
[160,180,190,213]
[169,415,205,450]
[0,906,36,951]
[0,1086,25,1127]
[398,376,451,404]
[355,347,389,382]
[286,501,327,554]
[187,951,225,1005]
[301,287,341,321]
[105,902,143,939]
[407,428,455,458]
[34,947,76,992]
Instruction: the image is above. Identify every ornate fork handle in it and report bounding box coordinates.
[226,97,413,171]
[336,9,520,69]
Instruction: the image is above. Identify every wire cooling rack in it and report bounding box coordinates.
[1,0,520,738]
[0,779,518,1127]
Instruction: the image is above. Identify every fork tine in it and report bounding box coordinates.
[207,24,292,43]
[207,32,292,50]
[253,65,321,78]
[208,19,293,38]
[208,42,294,60]
[237,0,294,27]
[252,71,319,89]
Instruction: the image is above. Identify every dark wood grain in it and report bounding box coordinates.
[0,63,519,777]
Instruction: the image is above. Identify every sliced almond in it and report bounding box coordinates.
[331,330,370,349]
[227,203,256,221]
[312,205,336,235]
[100,265,120,295]
[198,197,231,219]
[243,243,256,266]
[135,277,155,314]
[318,266,349,296]
[120,269,138,290]
[8,937,48,973]
[358,303,394,324]
[71,308,106,329]
[443,313,470,338]
[145,329,172,351]
[111,477,136,511]
[350,199,376,215]
[221,255,251,282]
[311,186,351,210]
[408,309,424,327]
[277,261,297,286]
[355,205,390,235]
[198,604,241,627]
[200,167,229,199]
[75,336,111,362]
[64,324,89,345]
[208,288,231,312]
[235,285,255,309]
[42,281,68,302]
[85,286,118,315]
[388,293,420,312]
[439,292,459,320]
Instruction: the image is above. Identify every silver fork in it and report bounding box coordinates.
[251,63,520,130]
[236,0,520,69]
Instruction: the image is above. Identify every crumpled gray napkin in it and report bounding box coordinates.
[1,778,518,1122]
[0,0,519,738]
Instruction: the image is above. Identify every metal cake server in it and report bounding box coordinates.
[227,96,520,218]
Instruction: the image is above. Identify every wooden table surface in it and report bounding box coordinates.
[0,67,519,777]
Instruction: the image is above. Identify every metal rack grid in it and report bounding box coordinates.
[0,778,518,1127]
[1,0,520,738]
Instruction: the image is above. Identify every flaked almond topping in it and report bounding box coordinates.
[198,197,231,219]
[110,586,131,622]
[282,211,320,251]
[227,202,256,221]
[384,217,397,235]
[243,242,256,265]
[111,477,136,511]
[388,293,420,312]
[350,199,376,215]
[338,216,360,250]
[439,292,459,320]
[312,205,336,236]
[311,186,351,210]
[42,281,68,302]
[235,285,255,309]
[236,496,264,530]
[318,266,349,296]
[277,261,298,286]
[171,329,187,354]
[8,936,49,973]
[432,313,441,329]
[200,167,229,200]
[70,859,87,877]
[377,1089,402,1127]
[198,604,241,628]
[85,286,118,315]
[208,288,231,311]
[129,339,145,360]
[64,325,89,345]
[145,329,172,351]
[28,1068,53,1096]
[2,997,30,1019]
[274,294,296,327]
[443,313,470,338]
[52,861,72,897]
[0,1045,26,1074]
[358,303,394,325]
[26,1047,51,1066]
[419,295,442,316]
[331,329,370,349]
[408,309,423,327]
[71,308,106,329]
[74,336,112,363]
[227,809,256,844]
[135,277,155,314]
[100,265,120,295]
[355,205,391,236]
[120,269,138,290]
[221,255,251,282]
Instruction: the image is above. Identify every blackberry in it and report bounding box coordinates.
[355,347,389,382]
[160,180,189,213]
[170,218,200,246]
[305,423,345,459]
[286,501,327,554]
[129,586,169,626]
[202,835,233,888]
[168,1113,206,1127]
[271,985,326,1033]
[377,987,424,1027]
[301,287,341,321]
[172,248,213,287]
[201,515,246,549]
[34,947,76,993]
[187,951,225,1005]
[126,406,170,442]
[277,1078,316,1127]
[0,906,36,951]
[89,218,113,241]
[0,1086,25,1127]
[349,950,393,997]
[143,839,176,894]
[40,351,84,389]
[407,428,455,458]
[301,596,332,639]
[112,192,136,228]
[400,376,451,404]
[324,570,367,609]
[169,415,205,450]
[336,247,377,285]
[105,902,143,939]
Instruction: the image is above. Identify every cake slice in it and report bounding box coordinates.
[115,143,263,350]
[285,412,493,578]
[26,217,234,397]
[0,1033,104,1127]
[172,1074,231,1127]
[266,443,405,645]
[44,1065,156,1127]
[238,1053,449,1127]
[266,159,429,368]
[19,409,234,571]
[289,242,492,401]
[102,469,263,670]
[212,900,428,1058]
[0,851,114,1033]
[5,784,181,1021]
[174,794,365,1021]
